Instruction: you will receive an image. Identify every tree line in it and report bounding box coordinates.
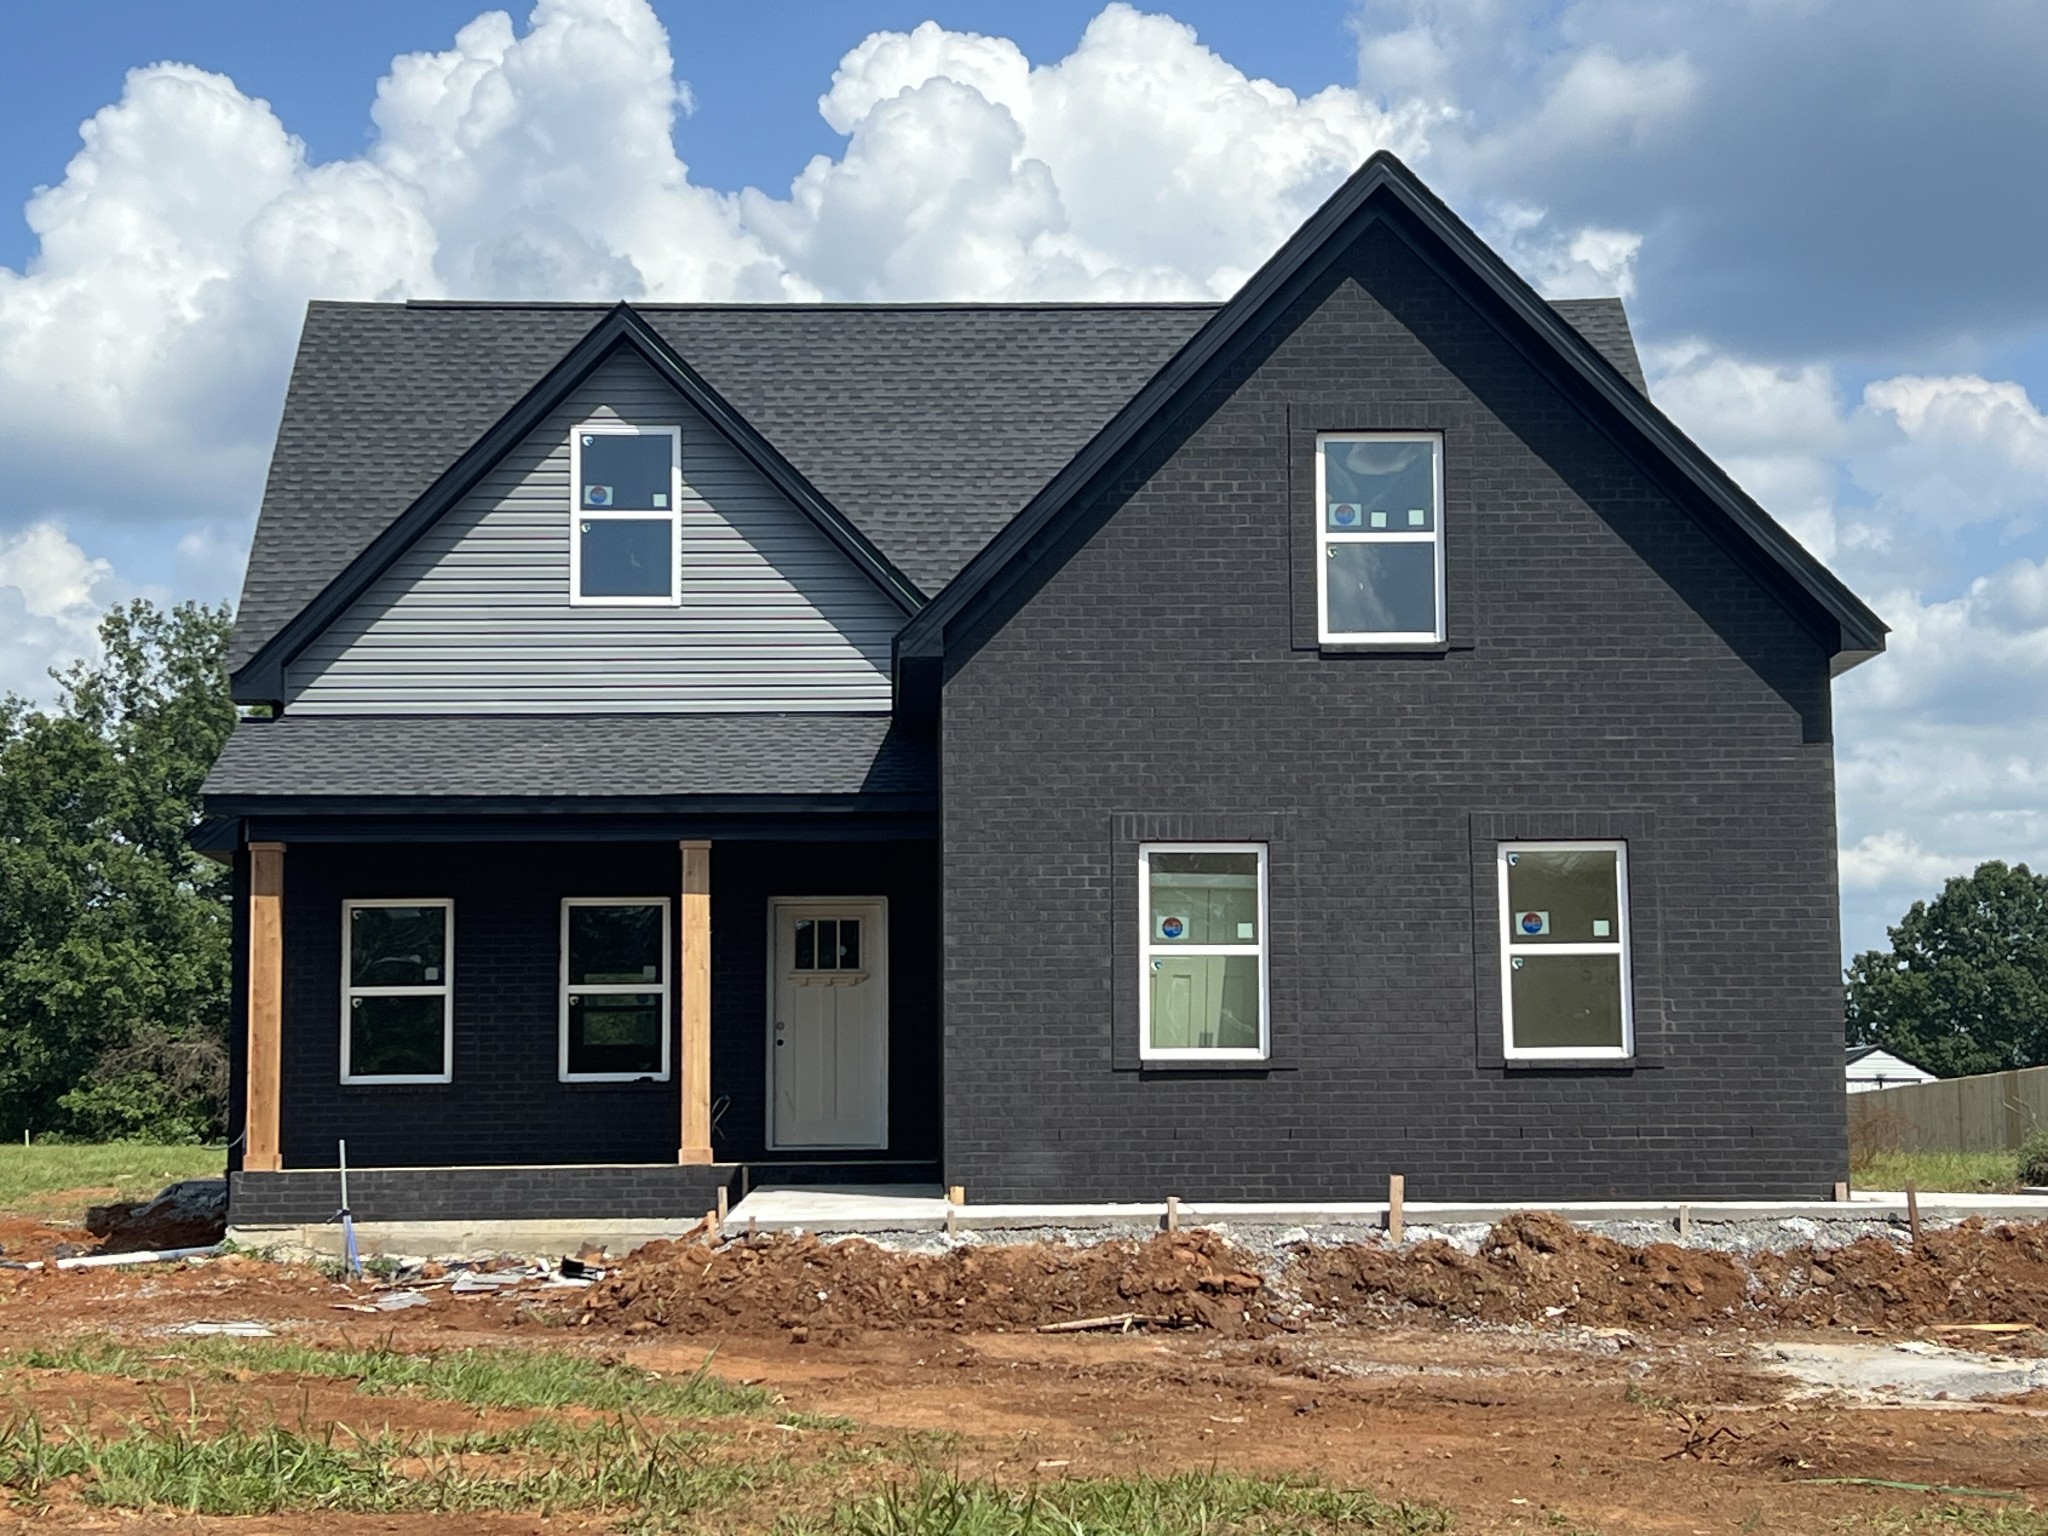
[1,601,234,1141]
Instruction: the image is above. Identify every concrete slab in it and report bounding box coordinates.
[721,1186,2048,1240]
[229,1218,708,1262]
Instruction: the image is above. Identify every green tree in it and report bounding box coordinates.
[0,600,236,1141]
[1845,860,2048,1078]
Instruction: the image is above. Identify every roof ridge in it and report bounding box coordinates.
[395,299,1227,313]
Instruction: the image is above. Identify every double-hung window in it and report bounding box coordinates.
[1316,433,1444,642]
[1498,842,1633,1058]
[1139,844,1269,1061]
[560,899,671,1081]
[569,424,681,605]
[341,900,453,1084]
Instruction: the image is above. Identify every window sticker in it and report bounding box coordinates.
[1369,510,1388,528]
[584,484,614,507]
[1592,919,1611,938]
[1236,921,1255,939]
[1408,509,1427,526]
[1517,910,1550,937]
[1329,502,1363,528]
[1157,914,1187,940]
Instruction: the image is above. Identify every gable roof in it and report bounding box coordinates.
[233,288,1653,689]
[230,300,1216,679]
[896,151,1886,673]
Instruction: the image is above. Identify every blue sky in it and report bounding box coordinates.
[0,0,2045,960]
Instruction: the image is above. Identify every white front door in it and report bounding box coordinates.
[769,899,888,1149]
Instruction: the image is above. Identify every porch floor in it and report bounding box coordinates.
[722,1185,2048,1238]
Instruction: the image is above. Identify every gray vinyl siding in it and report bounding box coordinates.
[284,354,900,713]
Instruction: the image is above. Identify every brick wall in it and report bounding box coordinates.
[938,218,1851,1202]
[266,838,937,1172]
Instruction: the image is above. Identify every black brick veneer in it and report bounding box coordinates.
[229,1164,736,1224]
[938,216,1850,1202]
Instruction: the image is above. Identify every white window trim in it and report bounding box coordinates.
[1138,842,1271,1062]
[1314,431,1446,644]
[568,422,683,607]
[1498,840,1634,1060]
[340,898,454,1085]
[559,897,673,1083]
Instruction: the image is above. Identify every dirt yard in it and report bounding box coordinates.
[5,1206,2048,1531]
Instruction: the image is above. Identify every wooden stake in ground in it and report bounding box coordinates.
[946,1184,965,1206]
[1165,1194,1180,1233]
[1388,1173,1405,1245]
[1833,1180,1850,1203]
[1906,1181,1922,1249]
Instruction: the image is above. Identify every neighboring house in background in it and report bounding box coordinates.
[1846,1045,1938,1093]
[200,151,1887,1226]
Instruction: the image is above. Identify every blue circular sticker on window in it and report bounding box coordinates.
[1159,916,1185,940]
[1519,910,1549,936]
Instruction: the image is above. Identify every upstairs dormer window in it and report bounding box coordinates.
[570,424,682,605]
[1316,433,1444,643]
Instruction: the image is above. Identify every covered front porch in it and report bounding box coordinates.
[202,712,939,1226]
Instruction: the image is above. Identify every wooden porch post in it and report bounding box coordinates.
[245,842,285,1172]
[679,841,713,1165]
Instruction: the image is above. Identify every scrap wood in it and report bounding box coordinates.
[1928,1322,2036,1333]
[1037,1312,1180,1334]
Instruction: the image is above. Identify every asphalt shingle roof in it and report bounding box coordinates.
[231,296,1647,671]
[200,713,933,803]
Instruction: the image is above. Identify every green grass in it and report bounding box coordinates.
[0,1406,764,1519]
[799,1470,1453,1535]
[0,1404,1444,1533]
[1849,1150,2022,1195]
[0,1143,223,1220]
[10,1337,775,1420]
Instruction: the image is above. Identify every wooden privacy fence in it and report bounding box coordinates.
[1848,1066,2048,1155]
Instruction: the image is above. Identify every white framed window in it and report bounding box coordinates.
[341,899,453,1084]
[1498,841,1633,1059]
[1315,432,1444,642]
[569,423,682,606]
[560,898,672,1082]
[1139,844,1269,1061]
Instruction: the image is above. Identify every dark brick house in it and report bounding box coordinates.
[205,153,1885,1224]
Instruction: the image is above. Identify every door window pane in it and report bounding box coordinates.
[349,994,447,1078]
[1326,542,1437,636]
[1148,955,1262,1052]
[1148,851,1260,944]
[568,904,663,984]
[1509,954,1625,1051]
[566,993,664,1076]
[836,919,861,970]
[1505,848,1620,945]
[348,905,445,988]
[578,517,673,598]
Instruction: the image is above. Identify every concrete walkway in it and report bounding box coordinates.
[721,1184,2048,1238]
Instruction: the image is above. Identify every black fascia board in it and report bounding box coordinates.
[233,303,926,703]
[234,805,938,845]
[896,150,1886,678]
[203,791,935,821]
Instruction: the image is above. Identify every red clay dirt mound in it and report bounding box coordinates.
[1294,1211,2048,1332]
[1292,1210,1749,1328]
[582,1230,1269,1340]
